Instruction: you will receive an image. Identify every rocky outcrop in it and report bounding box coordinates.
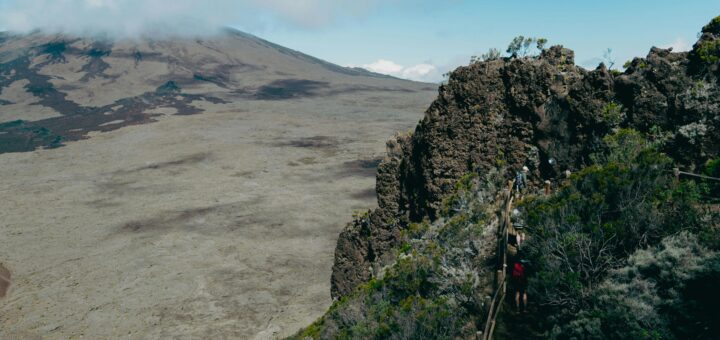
[331,20,720,298]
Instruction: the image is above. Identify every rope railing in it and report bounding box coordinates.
[480,180,515,340]
[673,168,720,182]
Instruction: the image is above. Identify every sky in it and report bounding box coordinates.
[0,0,719,82]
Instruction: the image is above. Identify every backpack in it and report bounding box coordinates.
[512,262,525,279]
[515,172,526,189]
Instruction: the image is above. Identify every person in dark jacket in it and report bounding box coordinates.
[512,259,529,313]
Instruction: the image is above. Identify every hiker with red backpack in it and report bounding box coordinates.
[512,258,529,313]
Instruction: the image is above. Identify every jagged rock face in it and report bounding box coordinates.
[332,29,720,298]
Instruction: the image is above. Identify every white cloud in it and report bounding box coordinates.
[661,37,692,52]
[401,63,437,80]
[0,0,393,38]
[356,59,441,82]
[361,59,405,74]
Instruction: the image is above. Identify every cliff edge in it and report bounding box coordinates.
[331,18,720,298]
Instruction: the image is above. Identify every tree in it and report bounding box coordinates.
[521,37,534,56]
[537,38,548,51]
[471,48,502,64]
[506,36,525,57]
[507,36,548,57]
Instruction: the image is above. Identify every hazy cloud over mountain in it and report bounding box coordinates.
[661,37,692,52]
[353,59,441,83]
[0,0,390,37]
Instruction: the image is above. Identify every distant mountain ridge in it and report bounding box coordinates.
[220,29,396,79]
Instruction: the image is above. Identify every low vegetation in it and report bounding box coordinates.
[295,129,719,339]
[696,39,720,64]
[470,36,548,64]
[470,48,502,64]
[512,129,718,338]
[295,171,506,339]
[695,15,720,65]
[702,158,720,203]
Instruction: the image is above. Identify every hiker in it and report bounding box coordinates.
[561,169,572,187]
[511,208,526,249]
[512,258,529,313]
[544,180,551,196]
[514,166,529,197]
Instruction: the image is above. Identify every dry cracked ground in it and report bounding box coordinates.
[0,31,436,339]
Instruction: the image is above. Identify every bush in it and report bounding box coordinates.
[551,232,718,340]
[701,158,720,202]
[701,15,720,35]
[590,129,648,165]
[696,39,720,64]
[600,102,623,127]
[293,171,505,339]
[297,128,715,339]
[471,48,502,64]
[519,130,705,335]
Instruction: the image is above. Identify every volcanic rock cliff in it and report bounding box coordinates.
[331,19,720,298]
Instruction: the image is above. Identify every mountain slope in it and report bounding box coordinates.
[0,29,432,153]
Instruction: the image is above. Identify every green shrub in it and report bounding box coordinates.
[701,158,720,202]
[293,171,505,339]
[296,128,715,339]
[402,221,430,239]
[600,102,623,126]
[550,232,718,339]
[519,130,705,336]
[590,129,650,165]
[701,15,720,34]
[695,15,720,64]
[696,39,720,64]
[471,48,502,64]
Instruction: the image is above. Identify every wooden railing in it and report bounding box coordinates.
[480,181,515,340]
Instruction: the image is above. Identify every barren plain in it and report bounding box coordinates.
[0,31,436,338]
